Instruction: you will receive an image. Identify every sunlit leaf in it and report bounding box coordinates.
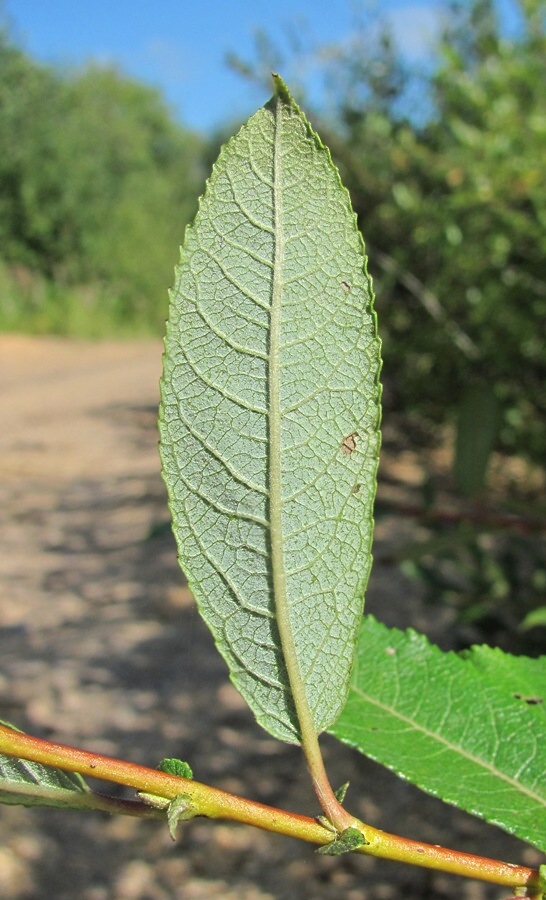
[160,77,381,743]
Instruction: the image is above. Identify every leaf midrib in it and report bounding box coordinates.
[268,93,315,743]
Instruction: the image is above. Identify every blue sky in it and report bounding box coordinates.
[4,0,521,133]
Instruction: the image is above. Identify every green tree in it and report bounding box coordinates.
[0,27,206,331]
[233,1,546,468]
[422,0,546,464]
[355,0,546,467]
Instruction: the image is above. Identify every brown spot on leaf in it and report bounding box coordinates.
[352,483,361,494]
[514,693,543,705]
[340,432,359,456]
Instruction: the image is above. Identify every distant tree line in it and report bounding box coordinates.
[0,25,207,332]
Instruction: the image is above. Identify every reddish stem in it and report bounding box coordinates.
[0,726,541,895]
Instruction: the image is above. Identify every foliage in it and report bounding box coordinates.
[229,1,546,472]
[336,0,546,469]
[0,258,151,337]
[400,520,546,651]
[0,27,206,333]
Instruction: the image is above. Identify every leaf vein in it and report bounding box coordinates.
[350,686,546,807]
[172,409,267,497]
[224,169,274,235]
[175,339,268,415]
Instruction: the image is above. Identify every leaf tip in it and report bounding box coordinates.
[271,72,292,105]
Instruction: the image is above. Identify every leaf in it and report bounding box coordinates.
[0,721,90,810]
[138,757,194,811]
[166,794,196,840]
[330,617,546,851]
[453,383,500,497]
[159,76,381,743]
[521,607,546,631]
[317,826,368,856]
[157,757,193,779]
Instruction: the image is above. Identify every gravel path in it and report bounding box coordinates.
[0,335,540,899]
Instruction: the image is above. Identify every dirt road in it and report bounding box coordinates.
[0,335,538,899]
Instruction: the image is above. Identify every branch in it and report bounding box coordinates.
[0,726,541,895]
[375,497,546,534]
[373,249,481,359]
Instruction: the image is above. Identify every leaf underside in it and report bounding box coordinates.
[160,77,381,743]
[0,752,89,810]
[0,720,89,810]
[330,617,546,851]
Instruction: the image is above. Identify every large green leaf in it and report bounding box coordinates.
[160,77,381,743]
[330,617,546,851]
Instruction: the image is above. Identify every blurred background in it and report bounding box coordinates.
[0,2,545,897]
[2,0,544,648]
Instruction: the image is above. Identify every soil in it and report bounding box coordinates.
[0,334,541,900]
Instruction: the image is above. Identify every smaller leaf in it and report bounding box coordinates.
[317,826,368,855]
[521,607,546,631]
[0,722,89,810]
[138,756,194,810]
[157,758,193,779]
[167,793,196,840]
[334,781,350,804]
